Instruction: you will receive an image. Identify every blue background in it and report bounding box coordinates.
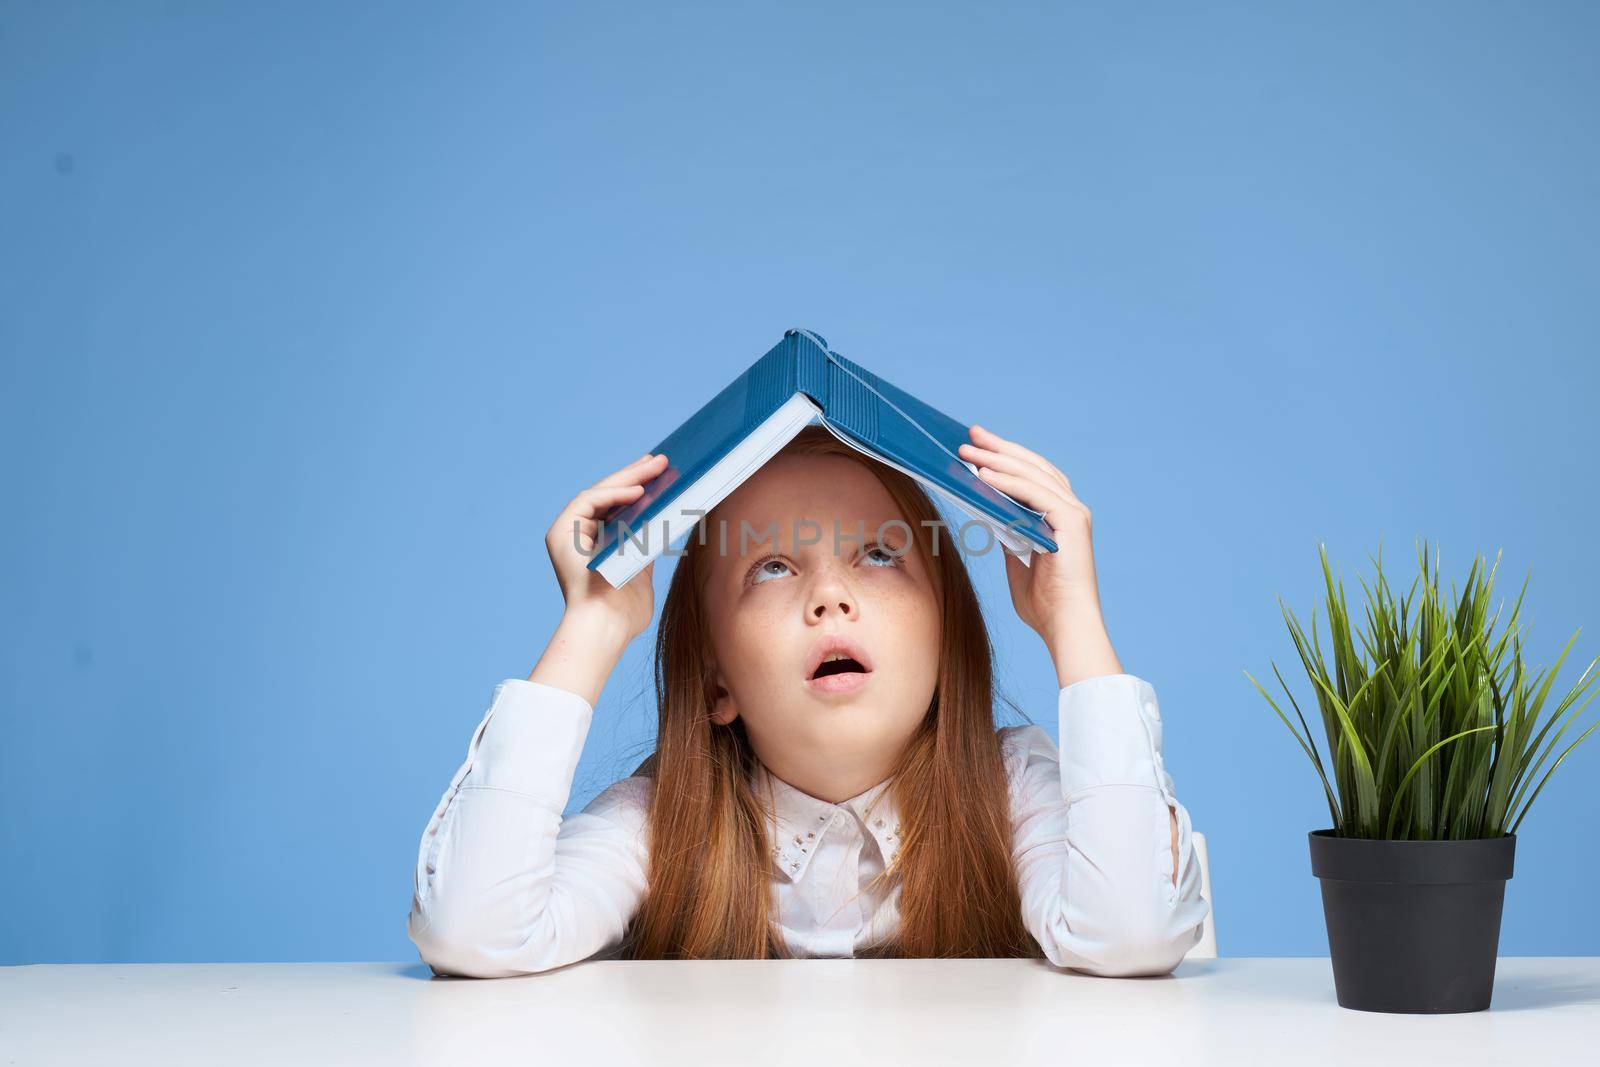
[3,1,1596,965]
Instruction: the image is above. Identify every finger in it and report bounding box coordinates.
[964,438,1071,497]
[552,485,646,550]
[551,512,601,554]
[567,482,647,519]
[959,443,1075,501]
[594,452,668,489]
[969,425,1073,493]
[969,425,1072,492]
[974,466,1083,530]
[570,514,599,546]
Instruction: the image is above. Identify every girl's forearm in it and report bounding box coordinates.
[528,608,633,708]
[1047,606,1179,885]
[1043,602,1122,688]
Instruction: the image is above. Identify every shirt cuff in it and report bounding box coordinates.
[1058,672,1169,799]
[463,678,595,806]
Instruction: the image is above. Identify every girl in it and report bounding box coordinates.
[408,423,1209,976]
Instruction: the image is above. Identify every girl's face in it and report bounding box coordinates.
[700,452,942,804]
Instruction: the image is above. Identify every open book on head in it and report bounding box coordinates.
[586,327,1059,589]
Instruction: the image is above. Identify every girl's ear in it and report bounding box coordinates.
[710,671,739,726]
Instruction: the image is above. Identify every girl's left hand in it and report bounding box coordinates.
[958,424,1105,649]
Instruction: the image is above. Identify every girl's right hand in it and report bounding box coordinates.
[542,451,670,645]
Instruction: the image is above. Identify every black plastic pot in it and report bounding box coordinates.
[1308,829,1516,1013]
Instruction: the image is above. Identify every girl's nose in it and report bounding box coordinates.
[809,571,857,620]
[811,597,853,620]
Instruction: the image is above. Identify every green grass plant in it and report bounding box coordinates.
[1247,542,1600,839]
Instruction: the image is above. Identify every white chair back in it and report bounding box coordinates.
[1186,830,1218,958]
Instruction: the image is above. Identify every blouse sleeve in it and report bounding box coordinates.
[1002,672,1209,977]
[407,679,652,978]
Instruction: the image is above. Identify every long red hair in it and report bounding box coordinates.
[619,425,1043,959]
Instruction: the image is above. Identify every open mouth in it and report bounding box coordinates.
[804,638,875,694]
[810,656,870,681]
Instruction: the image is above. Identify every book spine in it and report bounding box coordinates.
[791,329,830,407]
[821,351,880,445]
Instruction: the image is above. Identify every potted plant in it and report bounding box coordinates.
[1247,541,1600,1014]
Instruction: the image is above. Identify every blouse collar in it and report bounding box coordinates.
[752,761,903,882]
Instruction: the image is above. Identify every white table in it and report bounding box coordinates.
[2,957,1596,1065]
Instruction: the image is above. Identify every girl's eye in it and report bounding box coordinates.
[863,544,901,568]
[750,558,793,585]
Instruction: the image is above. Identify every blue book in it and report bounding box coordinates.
[587,327,1059,588]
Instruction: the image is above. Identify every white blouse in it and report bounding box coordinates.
[408,672,1209,978]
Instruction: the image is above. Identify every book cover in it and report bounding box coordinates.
[585,328,1058,587]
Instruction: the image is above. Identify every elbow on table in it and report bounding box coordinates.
[1082,927,1197,978]
[1051,912,1202,978]
[407,902,540,980]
